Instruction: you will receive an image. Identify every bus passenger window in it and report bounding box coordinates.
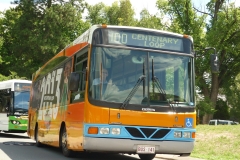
[0,96,7,112]
[71,59,87,103]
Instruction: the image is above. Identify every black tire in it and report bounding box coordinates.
[35,125,42,147]
[138,154,156,160]
[60,127,74,157]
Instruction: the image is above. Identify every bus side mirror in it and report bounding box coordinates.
[210,54,219,73]
[69,72,80,92]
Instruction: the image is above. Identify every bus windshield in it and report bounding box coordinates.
[14,91,30,113]
[89,46,194,109]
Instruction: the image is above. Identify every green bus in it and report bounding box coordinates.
[0,79,31,133]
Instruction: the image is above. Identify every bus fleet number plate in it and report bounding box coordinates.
[137,145,155,154]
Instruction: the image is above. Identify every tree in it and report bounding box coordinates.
[85,0,136,26]
[156,0,240,123]
[225,73,240,122]
[85,2,107,25]
[0,0,89,79]
[136,9,165,30]
[0,8,22,77]
[118,0,135,26]
[104,1,121,25]
[213,99,230,120]
[202,1,240,123]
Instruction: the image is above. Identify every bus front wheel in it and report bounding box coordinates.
[60,127,74,157]
[138,154,156,160]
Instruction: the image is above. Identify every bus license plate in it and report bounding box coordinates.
[137,145,155,154]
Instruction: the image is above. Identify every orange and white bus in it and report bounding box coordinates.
[28,24,197,160]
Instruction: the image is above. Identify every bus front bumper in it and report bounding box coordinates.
[83,137,194,154]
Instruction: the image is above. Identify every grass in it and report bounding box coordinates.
[191,125,240,160]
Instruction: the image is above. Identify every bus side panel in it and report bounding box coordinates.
[40,62,70,147]
[65,43,88,57]
[84,101,109,124]
[65,102,85,151]
[29,63,66,146]
[0,113,9,131]
[43,105,63,147]
[28,108,37,139]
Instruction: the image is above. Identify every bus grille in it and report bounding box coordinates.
[125,127,171,139]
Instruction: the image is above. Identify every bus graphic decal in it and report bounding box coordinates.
[38,67,63,121]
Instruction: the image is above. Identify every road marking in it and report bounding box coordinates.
[0,149,12,160]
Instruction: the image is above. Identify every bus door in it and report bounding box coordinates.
[0,89,11,130]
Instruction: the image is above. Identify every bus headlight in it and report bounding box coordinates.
[99,128,109,134]
[183,132,191,138]
[111,128,121,135]
[174,131,182,138]
[11,120,20,125]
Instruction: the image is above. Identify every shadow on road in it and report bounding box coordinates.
[39,145,139,160]
[0,132,29,139]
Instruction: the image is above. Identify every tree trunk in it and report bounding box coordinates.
[202,114,213,124]
[202,73,219,124]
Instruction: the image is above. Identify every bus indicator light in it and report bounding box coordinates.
[192,132,196,138]
[183,34,189,38]
[102,24,107,28]
[88,127,98,134]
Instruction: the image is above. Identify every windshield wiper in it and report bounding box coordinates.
[152,76,176,112]
[120,75,146,109]
[151,59,175,112]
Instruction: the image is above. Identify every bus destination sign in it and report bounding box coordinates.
[14,83,31,91]
[107,30,184,51]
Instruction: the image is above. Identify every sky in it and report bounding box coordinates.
[0,0,239,17]
[0,0,208,16]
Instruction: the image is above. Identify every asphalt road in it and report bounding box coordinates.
[0,132,203,160]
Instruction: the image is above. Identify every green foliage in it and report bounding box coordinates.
[197,98,215,117]
[0,0,88,79]
[225,73,240,122]
[0,71,27,81]
[85,2,107,24]
[104,1,121,25]
[136,9,164,30]
[213,99,230,120]
[0,8,22,76]
[118,0,135,26]
[156,0,240,123]
[85,0,136,26]
[0,74,8,81]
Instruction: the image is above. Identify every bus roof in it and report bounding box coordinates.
[65,24,193,49]
[0,79,32,90]
[32,25,193,81]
